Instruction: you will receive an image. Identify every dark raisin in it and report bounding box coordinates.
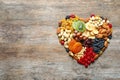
[65,48,69,53]
[108,35,112,39]
[100,16,104,20]
[65,15,70,20]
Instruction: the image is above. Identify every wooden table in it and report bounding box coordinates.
[0,0,120,80]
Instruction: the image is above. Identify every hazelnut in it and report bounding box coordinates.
[75,37,79,41]
[76,32,81,37]
[83,36,88,40]
[79,36,83,40]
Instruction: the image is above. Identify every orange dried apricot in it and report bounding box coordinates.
[68,39,76,50]
[72,42,82,54]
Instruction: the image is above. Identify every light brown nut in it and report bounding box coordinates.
[104,37,108,40]
[103,33,108,37]
[89,36,95,39]
[100,29,106,33]
[69,51,74,57]
[93,29,99,34]
[83,36,88,40]
[103,25,109,29]
[99,29,102,33]
[108,31,112,36]
[96,34,103,38]
[104,41,108,47]
[106,29,111,34]
[94,54,99,59]
[90,31,94,36]
[76,32,82,37]
[98,27,102,30]
[79,36,83,40]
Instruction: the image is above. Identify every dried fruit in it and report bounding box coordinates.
[57,14,112,68]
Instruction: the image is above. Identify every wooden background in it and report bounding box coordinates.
[0,0,120,80]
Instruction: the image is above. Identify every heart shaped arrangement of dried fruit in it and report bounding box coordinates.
[56,14,112,68]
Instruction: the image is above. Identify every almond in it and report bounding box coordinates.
[96,34,103,38]
[103,33,108,37]
[100,29,106,33]
[103,25,109,29]
[104,41,108,47]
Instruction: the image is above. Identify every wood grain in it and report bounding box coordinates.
[0,0,120,80]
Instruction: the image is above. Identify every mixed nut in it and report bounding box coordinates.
[57,14,112,68]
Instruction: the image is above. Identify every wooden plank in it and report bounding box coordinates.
[0,0,120,80]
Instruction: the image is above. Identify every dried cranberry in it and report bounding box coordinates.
[85,63,88,68]
[70,14,75,18]
[90,14,95,17]
[60,40,64,45]
[91,58,95,63]
[58,22,62,27]
[108,23,112,28]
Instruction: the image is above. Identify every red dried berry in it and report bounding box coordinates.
[70,14,75,18]
[60,40,64,45]
[87,56,91,61]
[87,60,91,65]
[90,14,95,17]
[91,58,95,63]
[84,58,88,63]
[108,23,112,28]
[85,63,88,68]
